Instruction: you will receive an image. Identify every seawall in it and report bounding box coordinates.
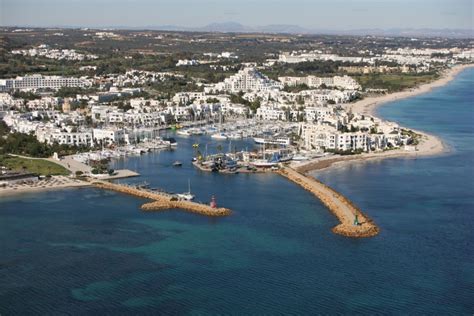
[276,167,379,238]
[92,181,231,217]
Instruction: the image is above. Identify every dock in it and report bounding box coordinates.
[92,180,231,217]
[192,160,273,174]
[91,169,140,180]
[276,166,379,238]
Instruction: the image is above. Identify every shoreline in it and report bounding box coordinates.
[347,64,474,116]
[294,64,473,174]
[0,176,91,197]
[0,169,139,197]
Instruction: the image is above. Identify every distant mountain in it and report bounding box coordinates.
[255,24,310,34]
[327,28,474,38]
[141,22,472,38]
[197,23,310,34]
[149,22,310,34]
[5,22,473,38]
[200,22,250,33]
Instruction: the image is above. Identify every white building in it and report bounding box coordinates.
[0,75,92,91]
[304,107,333,122]
[93,128,126,145]
[256,105,287,121]
[212,68,282,93]
[37,128,94,147]
[279,75,361,90]
[300,123,369,152]
[176,59,199,66]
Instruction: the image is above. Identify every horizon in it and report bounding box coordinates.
[1,0,472,31]
[2,22,473,39]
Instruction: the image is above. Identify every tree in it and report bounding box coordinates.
[249,99,261,113]
[296,96,305,105]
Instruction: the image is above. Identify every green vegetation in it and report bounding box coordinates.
[325,148,365,155]
[12,91,41,100]
[229,92,261,113]
[55,87,98,98]
[144,76,203,95]
[0,155,69,176]
[355,72,440,92]
[264,61,368,79]
[402,129,421,146]
[90,159,110,175]
[282,84,311,93]
[0,121,91,157]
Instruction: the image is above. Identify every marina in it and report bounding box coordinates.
[1,2,472,313]
[2,68,473,314]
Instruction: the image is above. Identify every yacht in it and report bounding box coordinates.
[253,136,291,146]
[177,129,191,136]
[228,132,243,140]
[188,128,204,135]
[211,133,228,140]
[292,154,309,161]
[162,137,178,146]
[251,159,278,167]
[175,179,195,201]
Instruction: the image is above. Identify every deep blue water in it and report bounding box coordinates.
[1,69,473,314]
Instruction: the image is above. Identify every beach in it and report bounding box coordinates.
[294,64,473,174]
[0,175,91,197]
[347,64,474,116]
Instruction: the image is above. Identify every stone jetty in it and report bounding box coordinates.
[93,181,231,217]
[276,167,379,238]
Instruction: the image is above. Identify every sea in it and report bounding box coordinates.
[1,68,473,314]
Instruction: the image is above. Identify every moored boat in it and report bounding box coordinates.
[211,133,228,140]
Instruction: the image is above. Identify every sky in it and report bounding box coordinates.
[0,0,472,30]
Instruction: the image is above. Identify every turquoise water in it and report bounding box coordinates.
[1,69,473,314]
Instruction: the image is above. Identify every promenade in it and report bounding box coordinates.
[276,166,379,238]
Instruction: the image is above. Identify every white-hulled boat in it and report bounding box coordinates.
[175,179,195,201]
[292,154,309,161]
[253,136,291,146]
[228,132,243,139]
[177,129,191,136]
[211,133,228,140]
[251,159,278,167]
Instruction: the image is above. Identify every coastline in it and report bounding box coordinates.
[0,176,91,197]
[0,168,138,197]
[347,64,474,116]
[294,64,473,174]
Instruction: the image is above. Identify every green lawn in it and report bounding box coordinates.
[0,155,70,176]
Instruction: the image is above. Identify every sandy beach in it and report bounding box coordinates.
[347,64,474,116]
[0,176,91,197]
[294,64,473,174]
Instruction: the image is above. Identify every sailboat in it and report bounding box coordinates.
[211,112,228,140]
[176,179,195,201]
[251,141,278,167]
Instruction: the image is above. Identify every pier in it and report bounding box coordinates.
[92,181,231,217]
[276,167,379,238]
